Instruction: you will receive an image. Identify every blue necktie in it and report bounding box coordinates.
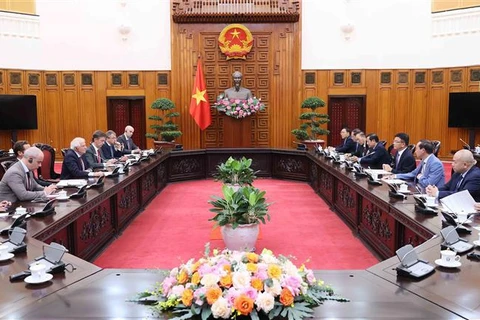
[110,145,114,158]
[454,175,464,192]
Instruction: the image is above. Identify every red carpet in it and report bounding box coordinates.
[94,179,379,270]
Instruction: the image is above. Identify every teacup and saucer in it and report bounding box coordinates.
[435,249,461,268]
[56,190,69,201]
[25,263,53,284]
[0,243,14,261]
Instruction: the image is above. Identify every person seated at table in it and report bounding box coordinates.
[12,140,51,187]
[61,137,105,180]
[333,127,356,154]
[349,131,367,158]
[382,133,416,174]
[350,133,391,169]
[0,147,56,202]
[391,140,445,189]
[117,125,141,154]
[426,149,480,201]
[85,130,117,169]
[101,130,129,161]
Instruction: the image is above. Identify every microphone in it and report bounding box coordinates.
[459,138,471,150]
[441,224,465,245]
[398,234,439,267]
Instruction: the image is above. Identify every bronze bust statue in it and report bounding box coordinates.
[224,71,252,100]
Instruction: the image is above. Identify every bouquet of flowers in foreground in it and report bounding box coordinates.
[213,95,266,119]
[134,246,348,320]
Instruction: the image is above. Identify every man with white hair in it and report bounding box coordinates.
[116,125,141,154]
[426,149,480,201]
[0,146,56,202]
[60,137,105,179]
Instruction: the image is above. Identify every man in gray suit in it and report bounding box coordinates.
[0,147,56,202]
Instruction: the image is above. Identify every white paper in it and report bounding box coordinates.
[365,169,391,175]
[57,179,88,188]
[440,190,476,214]
[383,179,407,184]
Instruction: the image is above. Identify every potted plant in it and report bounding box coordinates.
[291,96,330,148]
[209,185,271,251]
[146,98,182,145]
[213,156,259,187]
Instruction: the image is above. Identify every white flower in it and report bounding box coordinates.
[170,285,185,297]
[232,271,251,289]
[261,253,278,264]
[255,292,275,313]
[201,273,220,288]
[264,278,282,296]
[284,260,300,277]
[169,267,179,277]
[211,297,232,319]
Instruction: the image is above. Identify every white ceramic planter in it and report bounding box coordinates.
[221,223,259,251]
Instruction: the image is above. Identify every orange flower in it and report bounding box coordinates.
[246,262,258,273]
[220,274,232,288]
[222,264,232,273]
[181,288,193,307]
[177,269,189,284]
[191,271,200,285]
[251,277,263,291]
[245,252,259,263]
[267,264,282,279]
[206,287,223,305]
[191,261,201,273]
[233,294,254,315]
[279,288,294,306]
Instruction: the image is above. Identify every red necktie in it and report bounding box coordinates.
[97,149,102,163]
[26,171,31,191]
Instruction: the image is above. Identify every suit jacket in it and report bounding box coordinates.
[391,148,416,174]
[438,166,480,201]
[359,143,391,169]
[101,142,123,160]
[335,136,356,154]
[396,155,445,188]
[60,149,90,179]
[352,143,367,157]
[11,158,51,187]
[0,161,46,202]
[117,134,138,154]
[85,145,106,169]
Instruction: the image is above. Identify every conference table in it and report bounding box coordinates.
[0,148,478,319]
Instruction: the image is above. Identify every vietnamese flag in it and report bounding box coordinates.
[189,58,211,130]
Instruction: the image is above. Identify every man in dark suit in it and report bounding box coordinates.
[383,133,416,174]
[0,147,56,202]
[102,130,128,161]
[117,125,141,154]
[334,127,356,154]
[350,132,367,158]
[426,150,480,201]
[61,137,105,180]
[352,133,391,169]
[85,130,117,169]
[394,140,445,188]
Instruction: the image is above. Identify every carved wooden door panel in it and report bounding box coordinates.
[328,97,365,147]
[202,33,271,148]
[107,98,146,149]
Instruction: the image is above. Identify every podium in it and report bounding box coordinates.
[222,115,252,148]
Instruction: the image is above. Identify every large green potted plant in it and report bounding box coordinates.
[146,98,182,143]
[291,96,330,145]
[213,156,259,186]
[209,185,271,251]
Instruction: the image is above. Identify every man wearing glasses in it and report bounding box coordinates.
[383,133,416,174]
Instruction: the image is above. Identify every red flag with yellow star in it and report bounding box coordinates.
[189,58,211,130]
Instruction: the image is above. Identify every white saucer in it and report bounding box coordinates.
[454,219,472,224]
[473,240,480,246]
[435,259,461,268]
[0,253,14,261]
[426,203,439,208]
[56,196,69,201]
[24,273,53,284]
[397,190,411,194]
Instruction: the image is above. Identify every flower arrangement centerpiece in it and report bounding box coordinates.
[135,246,348,320]
[213,94,265,119]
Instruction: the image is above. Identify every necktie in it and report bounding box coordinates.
[420,161,426,175]
[454,175,464,192]
[25,171,31,191]
[97,149,102,163]
[395,153,400,167]
[79,157,85,171]
[110,145,114,158]
[127,139,131,150]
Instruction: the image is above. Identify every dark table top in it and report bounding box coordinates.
[5,269,464,319]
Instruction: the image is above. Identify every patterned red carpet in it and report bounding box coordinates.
[94,179,379,270]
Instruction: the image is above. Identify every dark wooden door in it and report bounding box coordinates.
[328,96,366,147]
[107,98,146,149]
